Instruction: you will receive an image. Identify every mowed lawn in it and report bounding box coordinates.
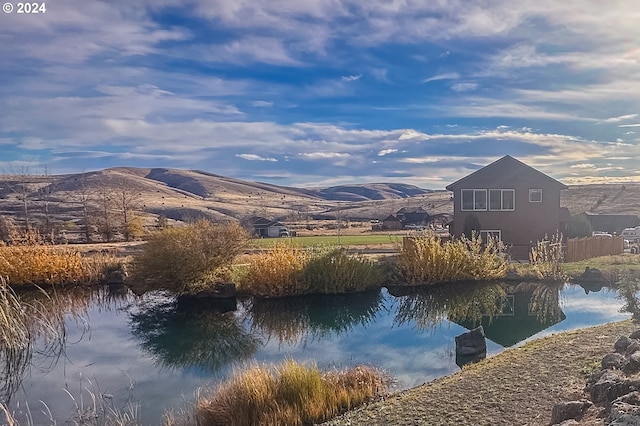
[251,234,403,248]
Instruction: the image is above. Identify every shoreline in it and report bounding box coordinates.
[323,320,637,425]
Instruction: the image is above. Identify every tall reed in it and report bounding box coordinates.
[241,245,385,297]
[190,359,388,426]
[529,232,567,282]
[395,232,507,285]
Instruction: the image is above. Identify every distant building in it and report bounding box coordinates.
[584,212,640,234]
[245,216,290,238]
[446,155,568,259]
[381,214,403,230]
[396,206,430,226]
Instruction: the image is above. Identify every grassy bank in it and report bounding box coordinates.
[251,234,402,248]
[325,320,638,425]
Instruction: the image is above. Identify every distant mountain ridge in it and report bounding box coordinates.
[0,167,436,225]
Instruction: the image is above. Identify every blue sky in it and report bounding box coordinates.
[1,1,640,189]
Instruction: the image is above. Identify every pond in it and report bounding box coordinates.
[2,280,634,424]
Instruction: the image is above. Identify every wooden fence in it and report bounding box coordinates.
[565,236,624,263]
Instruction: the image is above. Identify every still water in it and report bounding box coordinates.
[3,281,632,424]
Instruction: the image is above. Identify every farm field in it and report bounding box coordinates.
[251,234,404,248]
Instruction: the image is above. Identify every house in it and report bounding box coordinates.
[381,214,403,230]
[446,155,568,259]
[245,216,290,238]
[395,206,430,226]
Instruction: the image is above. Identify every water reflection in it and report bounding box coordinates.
[129,296,259,371]
[391,281,567,347]
[246,289,384,345]
[391,281,507,330]
[1,286,131,404]
[612,270,640,321]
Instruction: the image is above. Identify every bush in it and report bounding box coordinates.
[240,246,385,297]
[395,232,507,285]
[239,245,309,297]
[190,359,388,426]
[302,249,384,294]
[0,245,97,286]
[529,232,567,282]
[131,220,249,294]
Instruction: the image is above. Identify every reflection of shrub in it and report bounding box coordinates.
[190,360,388,426]
[395,233,507,285]
[248,290,383,344]
[131,220,249,294]
[240,246,385,297]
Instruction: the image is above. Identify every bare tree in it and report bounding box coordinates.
[38,165,55,239]
[114,178,144,241]
[96,178,116,242]
[76,172,94,243]
[5,166,33,232]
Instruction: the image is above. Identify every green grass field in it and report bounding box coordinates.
[251,234,403,248]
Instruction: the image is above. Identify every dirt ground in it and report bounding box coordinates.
[323,320,638,426]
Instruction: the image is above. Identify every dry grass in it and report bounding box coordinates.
[395,233,507,285]
[239,245,309,297]
[239,246,385,297]
[0,245,108,286]
[529,232,568,281]
[181,359,389,426]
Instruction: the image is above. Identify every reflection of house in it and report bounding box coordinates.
[457,284,566,347]
[584,213,640,234]
[446,155,568,259]
[382,214,403,230]
[246,216,289,238]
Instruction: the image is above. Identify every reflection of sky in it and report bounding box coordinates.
[514,284,631,346]
[5,285,631,425]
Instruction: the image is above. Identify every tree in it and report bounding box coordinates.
[96,179,116,242]
[113,178,143,241]
[566,213,592,238]
[463,214,481,240]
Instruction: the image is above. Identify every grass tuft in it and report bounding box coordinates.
[188,359,388,426]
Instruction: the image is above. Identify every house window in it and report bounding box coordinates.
[529,189,543,203]
[461,189,487,211]
[488,189,515,211]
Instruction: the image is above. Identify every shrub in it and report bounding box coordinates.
[191,359,388,426]
[131,220,249,294]
[0,245,95,286]
[302,249,384,294]
[239,245,309,297]
[395,232,507,285]
[529,232,567,282]
[240,246,385,297]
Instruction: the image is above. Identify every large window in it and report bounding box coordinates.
[480,229,502,243]
[488,189,515,211]
[461,189,487,211]
[529,189,542,203]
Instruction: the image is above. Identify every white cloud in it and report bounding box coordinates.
[341,74,362,82]
[236,154,277,162]
[451,82,478,92]
[299,152,351,160]
[604,114,638,123]
[377,149,398,156]
[422,73,459,84]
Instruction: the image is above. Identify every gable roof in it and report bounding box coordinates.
[445,155,568,191]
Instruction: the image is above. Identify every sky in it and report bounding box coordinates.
[1,1,640,189]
